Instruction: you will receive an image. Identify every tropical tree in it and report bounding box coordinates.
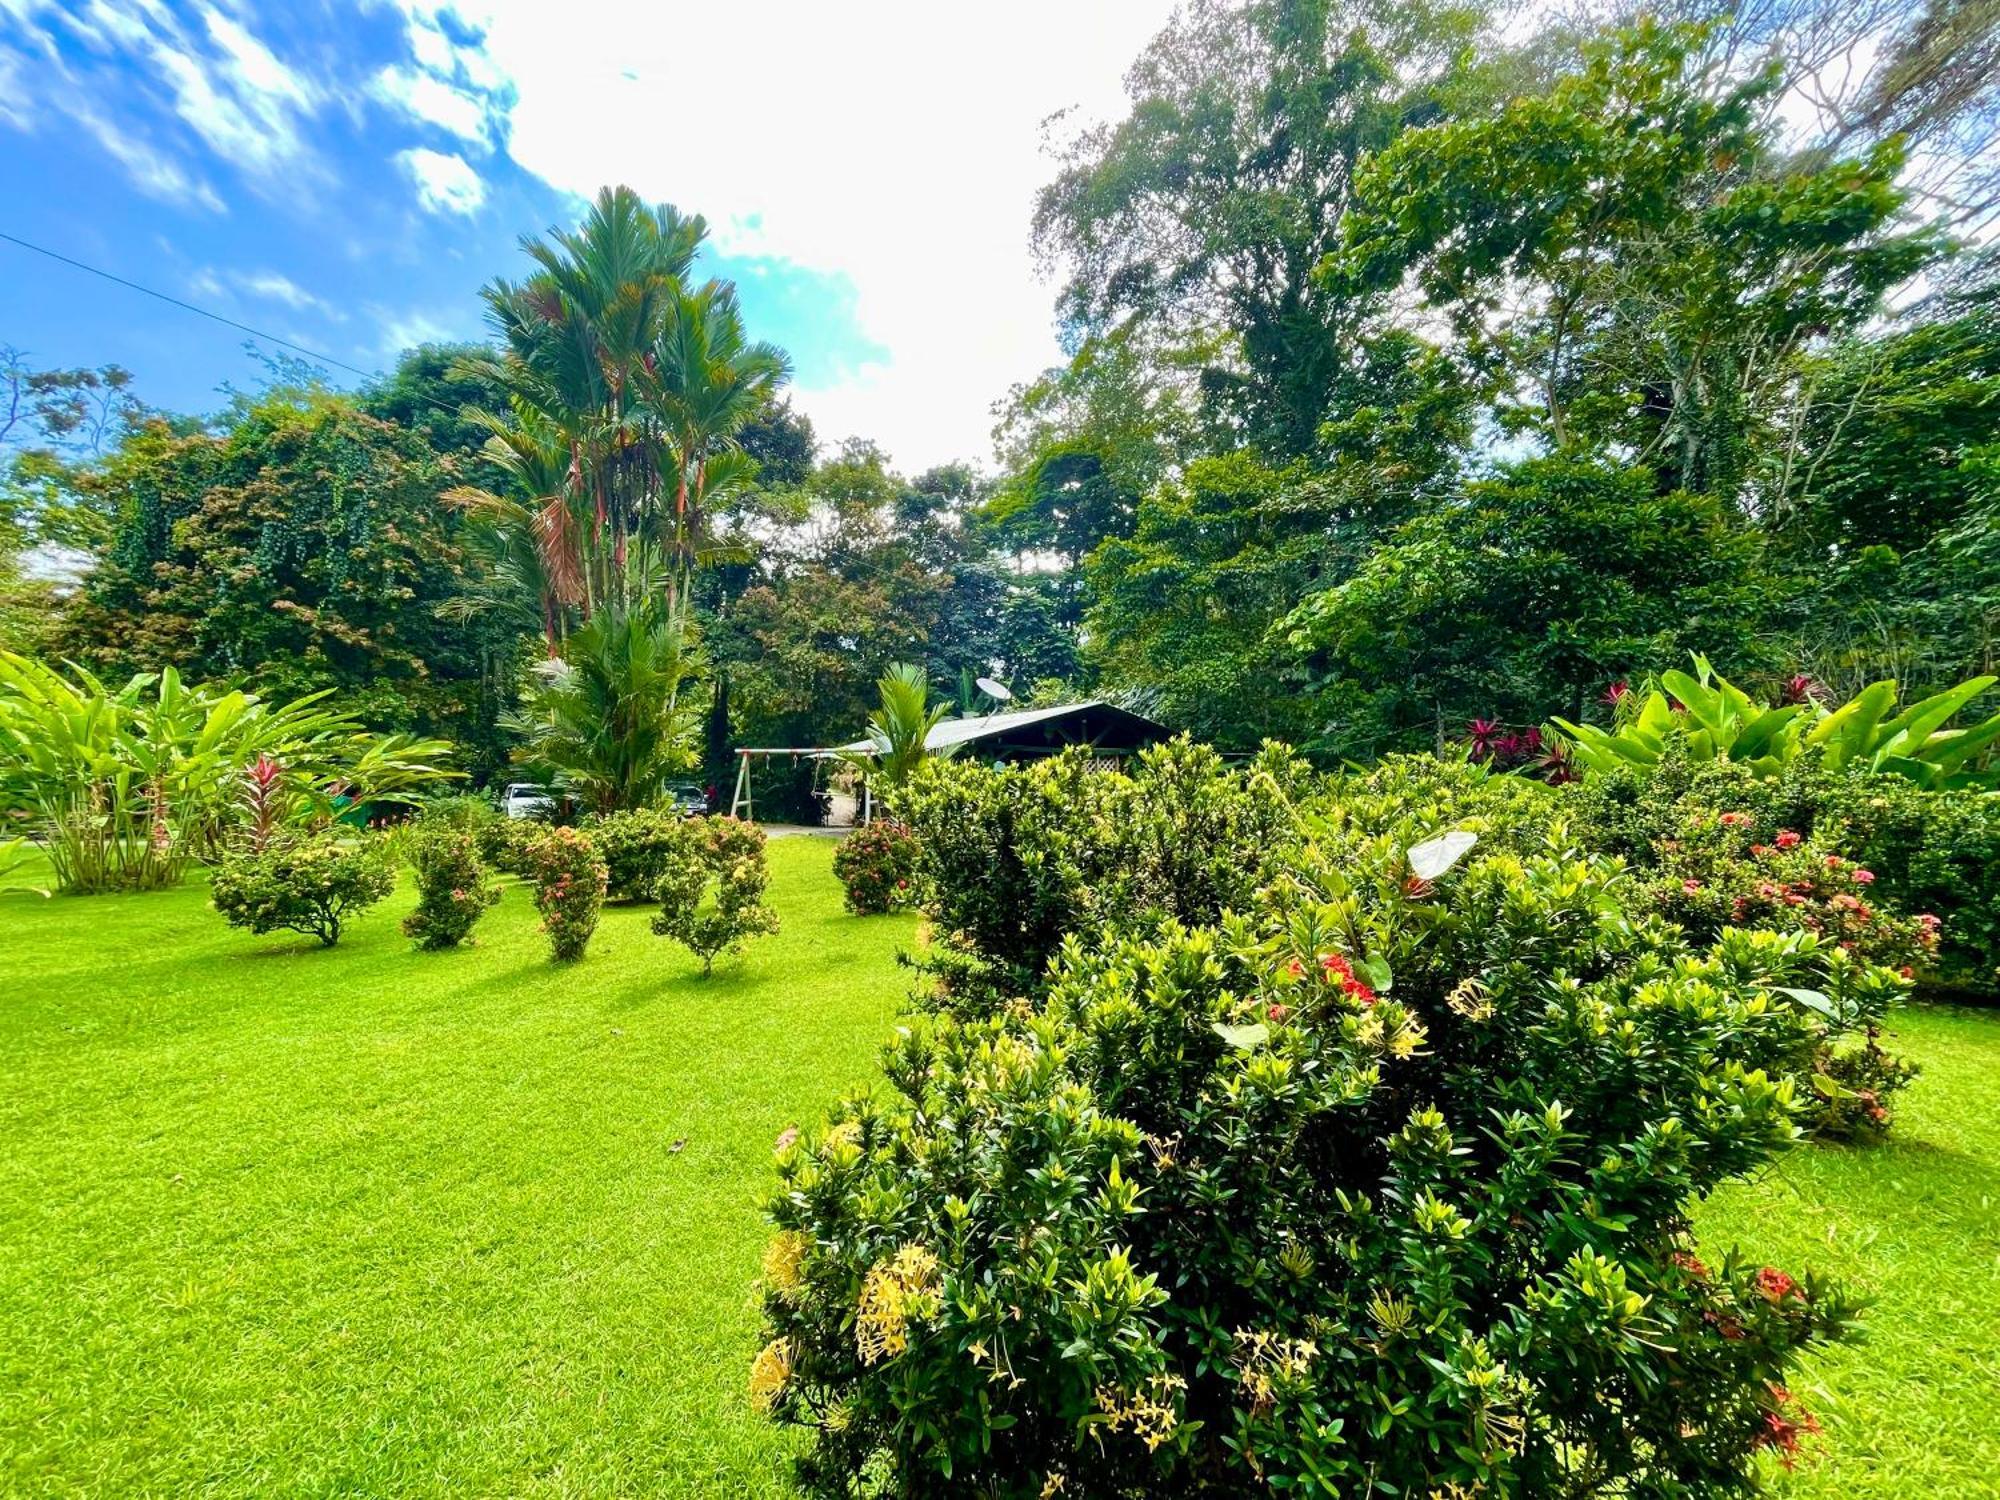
[504,603,702,815]
[462,186,790,626]
[842,663,956,803]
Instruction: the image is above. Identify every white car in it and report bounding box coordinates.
[502,783,554,820]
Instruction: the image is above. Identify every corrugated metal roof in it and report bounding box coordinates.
[836,700,1141,754]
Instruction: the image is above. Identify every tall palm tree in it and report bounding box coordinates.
[465,187,712,620]
[441,408,587,651]
[638,280,791,606]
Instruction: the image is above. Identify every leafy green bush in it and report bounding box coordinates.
[899,738,1310,1010]
[1570,751,2000,992]
[585,805,692,903]
[527,826,606,962]
[1818,776,2000,993]
[211,835,395,947]
[831,820,921,914]
[652,816,778,975]
[401,825,500,950]
[477,817,548,878]
[756,825,1865,1495]
[412,793,502,837]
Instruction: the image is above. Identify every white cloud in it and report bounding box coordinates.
[371,305,466,358]
[397,146,487,215]
[185,265,346,321]
[372,64,494,146]
[72,100,228,211]
[0,0,323,193]
[408,0,1177,470]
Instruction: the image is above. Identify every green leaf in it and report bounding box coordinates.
[1772,986,1835,1018]
[1212,1022,1270,1050]
[1357,953,1393,993]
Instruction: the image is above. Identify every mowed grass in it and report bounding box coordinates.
[2,843,1997,1499]
[1696,1001,2000,1498]
[0,835,917,1498]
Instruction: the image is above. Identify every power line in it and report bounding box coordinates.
[0,229,378,380]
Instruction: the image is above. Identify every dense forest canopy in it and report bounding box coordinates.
[3,0,1997,794]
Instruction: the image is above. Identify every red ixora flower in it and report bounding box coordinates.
[1851,868,1874,885]
[1755,1266,1800,1302]
[1319,952,1377,1004]
[1775,830,1802,850]
[1682,879,1704,894]
[1719,811,1753,827]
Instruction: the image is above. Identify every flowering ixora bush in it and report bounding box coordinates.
[830,820,920,915]
[401,825,500,950]
[585,805,691,903]
[211,834,395,948]
[755,803,1878,1496]
[652,816,778,975]
[527,826,606,962]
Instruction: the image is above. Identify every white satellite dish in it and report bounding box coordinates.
[975,676,1013,703]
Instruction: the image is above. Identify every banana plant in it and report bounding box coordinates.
[1554,657,1808,778]
[1554,655,2000,790]
[0,650,457,892]
[1808,674,2000,789]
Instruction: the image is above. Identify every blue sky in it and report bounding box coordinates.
[0,1,1174,469]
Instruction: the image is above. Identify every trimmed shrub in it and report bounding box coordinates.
[586,805,692,903]
[831,820,920,914]
[528,826,606,962]
[900,738,1312,1011]
[755,823,1868,1495]
[1818,775,2000,993]
[401,825,500,950]
[652,816,778,975]
[478,817,548,878]
[211,835,394,947]
[1571,750,1998,992]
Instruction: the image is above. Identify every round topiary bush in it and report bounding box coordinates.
[586,805,693,903]
[401,824,500,950]
[754,821,1873,1496]
[831,820,921,915]
[211,834,395,948]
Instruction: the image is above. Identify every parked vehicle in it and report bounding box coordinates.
[503,783,555,820]
[666,783,709,817]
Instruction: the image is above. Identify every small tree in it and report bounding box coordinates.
[840,664,956,813]
[528,826,607,962]
[832,819,921,915]
[401,825,500,950]
[652,816,778,974]
[211,835,394,948]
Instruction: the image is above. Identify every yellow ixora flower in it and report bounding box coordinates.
[762,1231,809,1296]
[856,1244,941,1365]
[748,1338,793,1413]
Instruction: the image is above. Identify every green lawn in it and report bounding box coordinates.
[1,839,1995,1497]
[1,836,918,1498]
